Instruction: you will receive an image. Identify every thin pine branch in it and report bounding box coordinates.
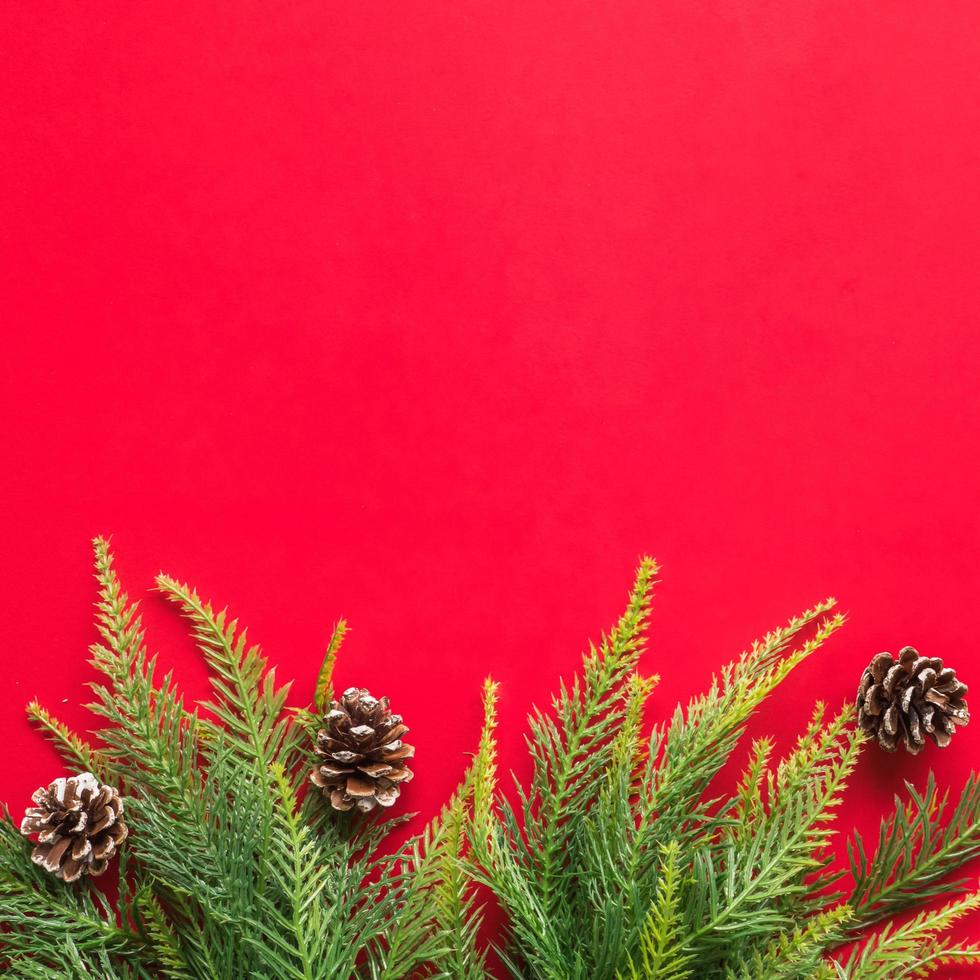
[844,772,980,931]
[843,888,980,979]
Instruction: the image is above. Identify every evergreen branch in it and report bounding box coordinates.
[471,677,501,829]
[314,619,348,714]
[577,673,660,974]
[470,681,571,978]
[0,812,147,971]
[92,536,144,661]
[686,705,863,965]
[842,887,980,978]
[618,842,693,980]
[155,574,291,778]
[409,679,500,979]
[639,603,844,846]
[528,558,658,905]
[244,763,331,980]
[724,905,852,980]
[371,680,499,978]
[729,736,774,835]
[845,772,980,931]
[85,540,204,806]
[26,700,107,776]
[133,888,193,979]
[3,945,153,980]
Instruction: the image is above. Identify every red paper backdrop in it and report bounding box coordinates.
[3,0,980,966]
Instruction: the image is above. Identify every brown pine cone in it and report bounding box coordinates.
[310,687,414,812]
[857,647,970,753]
[20,772,128,881]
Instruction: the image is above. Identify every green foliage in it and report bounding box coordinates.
[1,539,481,979]
[4,547,980,979]
[620,843,693,980]
[841,890,980,978]
[469,558,980,979]
[846,771,980,930]
[0,815,149,978]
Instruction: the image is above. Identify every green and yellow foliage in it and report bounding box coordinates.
[2,546,979,978]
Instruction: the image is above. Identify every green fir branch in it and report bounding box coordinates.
[842,887,980,978]
[844,771,980,931]
[618,842,693,980]
[314,619,348,714]
[26,700,107,776]
[155,573,294,780]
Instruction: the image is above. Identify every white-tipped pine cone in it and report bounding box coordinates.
[20,772,128,881]
[857,647,970,753]
[310,687,414,812]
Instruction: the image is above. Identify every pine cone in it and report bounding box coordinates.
[20,772,128,881]
[310,687,414,812]
[857,647,970,753]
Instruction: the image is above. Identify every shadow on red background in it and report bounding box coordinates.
[2,0,979,969]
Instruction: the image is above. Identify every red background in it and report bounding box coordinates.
[3,0,980,965]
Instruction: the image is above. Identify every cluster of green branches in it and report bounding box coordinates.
[2,547,980,979]
[0,539,488,979]
[468,558,980,979]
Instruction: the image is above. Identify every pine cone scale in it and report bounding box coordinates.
[359,762,394,776]
[883,664,905,695]
[345,776,377,797]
